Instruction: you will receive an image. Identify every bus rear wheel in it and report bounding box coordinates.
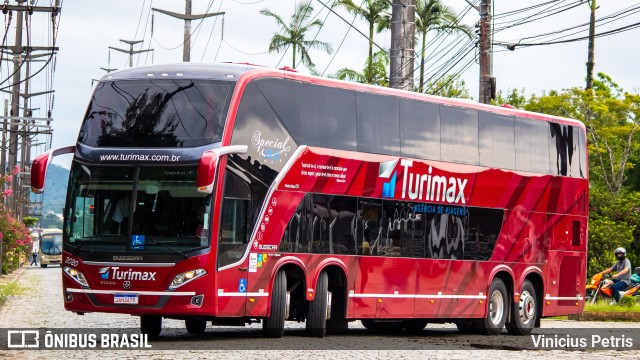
[263,270,287,338]
[185,319,207,334]
[306,272,329,338]
[478,278,508,335]
[140,315,162,337]
[506,280,537,335]
[40,264,47,268]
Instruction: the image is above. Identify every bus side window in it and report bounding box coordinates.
[218,171,251,268]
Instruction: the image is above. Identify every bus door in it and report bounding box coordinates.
[216,171,252,317]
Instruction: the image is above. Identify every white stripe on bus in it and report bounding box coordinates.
[66,288,195,296]
[545,294,584,301]
[348,291,486,299]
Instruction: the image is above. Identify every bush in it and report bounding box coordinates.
[619,295,636,308]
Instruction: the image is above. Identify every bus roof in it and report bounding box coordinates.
[101,62,584,129]
[40,229,62,235]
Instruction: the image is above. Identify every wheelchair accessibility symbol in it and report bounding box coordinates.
[238,279,246,293]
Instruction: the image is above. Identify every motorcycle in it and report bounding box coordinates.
[585,273,640,304]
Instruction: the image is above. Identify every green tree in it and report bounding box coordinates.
[41,213,62,230]
[261,1,332,69]
[525,73,640,193]
[414,0,472,93]
[425,74,471,99]
[492,88,527,109]
[22,217,38,228]
[335,49,389,86]
[336,0,391,84]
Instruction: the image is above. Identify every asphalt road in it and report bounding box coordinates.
[1,266,639,359]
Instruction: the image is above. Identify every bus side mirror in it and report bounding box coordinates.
[31,146,75,194]
[196,145,248,194]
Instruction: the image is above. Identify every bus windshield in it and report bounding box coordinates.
[64,163,212,254]
[78,79,234,148]
[41,233,62,255]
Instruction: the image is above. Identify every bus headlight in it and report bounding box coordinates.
[169,269,206,290]
[64,266,89,287]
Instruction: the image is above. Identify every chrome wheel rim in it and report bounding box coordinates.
[519,290,535,325]
[489,290,504,325]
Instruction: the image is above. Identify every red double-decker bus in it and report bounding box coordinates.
[32,63,588,338]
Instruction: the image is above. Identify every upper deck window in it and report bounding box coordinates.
[79,79,234,147]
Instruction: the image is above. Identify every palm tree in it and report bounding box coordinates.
[336,0,391,84]
[414,0,472,92]
[260,1,332,69]
[336,50,389,87]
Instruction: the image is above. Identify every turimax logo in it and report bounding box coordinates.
[99,267,109,280]
[98,267,157,281]
[379,160,398,198]
[400,159,468,204]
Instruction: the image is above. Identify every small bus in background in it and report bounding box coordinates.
[39,229,63,267]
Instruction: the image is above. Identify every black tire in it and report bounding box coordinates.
[185,319,207,334]
[140,315,162,337]
[263,270,287,338]
[403,319,428,332]
[506,280,538,335]
[478,278,508,335]
[456,320,479,334]
[41,264,47,268]
[306,272,329,337]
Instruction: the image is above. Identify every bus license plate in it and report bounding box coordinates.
[114,294,138,304]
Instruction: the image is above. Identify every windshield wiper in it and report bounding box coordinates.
[146,241,188,259]
[69,234,125,253]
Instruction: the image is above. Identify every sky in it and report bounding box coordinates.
[2,0,638,168]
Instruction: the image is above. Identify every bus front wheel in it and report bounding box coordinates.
[185,319,207,334]
[506,280,537,335]
[140,315,162,337]
[478,278,508,335]
[263,270,287,338]
[306,272,329,337]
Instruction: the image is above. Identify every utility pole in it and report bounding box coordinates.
[0,0,60,218]
[389,0,416,91]
[1,100,7,179]
[585,0,596,90]
[478,0,494,104]
[153,0,224,62]
[109,39,153,68]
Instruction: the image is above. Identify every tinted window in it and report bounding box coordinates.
[578,128,587,178]
[549,123,582,177]
[254,78,304,143]
[218,171,251,268]
[400,99,441,160]
[356,93,400,155]
[515,118,550,173]
[479,112,515,169]
[465,208,503,260]
[302,84,357,150]
[440,106,479,164]
[232,82,297,173]
[79,80,233,147]
[280,193,502,261]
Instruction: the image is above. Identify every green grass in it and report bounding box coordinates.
[584,301,640,313]
[0,282,27,306]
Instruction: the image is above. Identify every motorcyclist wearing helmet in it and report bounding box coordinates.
[598,247,632,302]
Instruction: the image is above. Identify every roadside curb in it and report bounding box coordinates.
[569,311,640,321]
[0,264,28,287]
